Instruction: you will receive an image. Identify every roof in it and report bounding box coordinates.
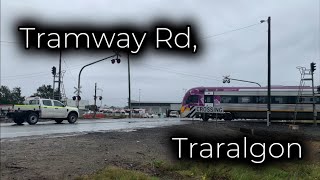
[131,100,181,104]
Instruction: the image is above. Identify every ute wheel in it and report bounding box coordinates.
[55,119,64,124]
[13,118,24,125]
[67,112,78,124]
[26,113,39,125]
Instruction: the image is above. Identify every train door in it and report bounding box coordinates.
[204,91,214,107]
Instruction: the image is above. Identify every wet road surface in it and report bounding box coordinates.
[0,118,192,140]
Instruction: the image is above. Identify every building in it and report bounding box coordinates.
[131,100,181,116]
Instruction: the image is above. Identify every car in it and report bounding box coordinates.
[6,97,79,125]
[169,111,180,118]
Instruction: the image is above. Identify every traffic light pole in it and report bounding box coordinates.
[52,74,56,99]
[223,76,261,87]
[267,16,271,127]
[311,68,317,126]
[77,54,117,108]
[93,83,97,118]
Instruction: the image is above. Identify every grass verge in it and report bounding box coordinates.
[77,161,320,180]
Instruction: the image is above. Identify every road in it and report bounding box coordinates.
[0,118,192,140]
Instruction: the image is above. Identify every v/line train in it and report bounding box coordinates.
[180,86,320,121]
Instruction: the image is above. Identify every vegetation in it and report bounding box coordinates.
[0,84,61,104]
[33,84,59,99]
[77,166,158,180]
[77,160,320,180]
[0,86,25,104]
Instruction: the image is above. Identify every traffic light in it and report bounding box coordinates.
[111,58,121,64]
[51,66,56,75]
[311,62,316,72]
[223,77,230,83]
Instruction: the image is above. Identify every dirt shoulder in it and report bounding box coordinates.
[1,121,320,180]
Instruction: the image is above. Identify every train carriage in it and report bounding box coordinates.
[180,86,320,121]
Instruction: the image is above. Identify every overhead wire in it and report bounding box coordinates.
[201,22,262,39]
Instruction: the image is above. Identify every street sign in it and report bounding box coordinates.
[74,86,82,94]
[195,106,224,114]
[187,106,224,118]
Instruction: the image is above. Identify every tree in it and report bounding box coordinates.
[0,86,25,104]
[33,84,60,99]
[11,87,25,104]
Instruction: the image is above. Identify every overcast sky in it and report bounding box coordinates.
[1,0,319,106]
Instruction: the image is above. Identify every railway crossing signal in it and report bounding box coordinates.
[72,96,81,101]
[311,62,316,73]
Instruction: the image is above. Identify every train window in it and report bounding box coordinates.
[185,95,199,104]
[272,97,284,104]
[256,97,266,103]
[297,97,313,103]
[204,95,214,103]
[221,96,232,103]
[238,97,251,103]
[286,96,297,104]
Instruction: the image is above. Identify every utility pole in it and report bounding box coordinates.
[128,52,132,118]
[57,50,62,101]
[93,83,97,118]
[267,16,271,127]
[139,89,141,108]
[261,16,271,127]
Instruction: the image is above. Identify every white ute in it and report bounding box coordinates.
[6,97,79,125]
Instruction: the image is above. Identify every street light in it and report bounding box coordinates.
[260,16,271,126]
[76,53,120,108]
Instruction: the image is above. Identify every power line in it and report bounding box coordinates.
[140,63,221,82]
[141,63,223,80]
[202,22,262,39]
[1,62,94,79]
